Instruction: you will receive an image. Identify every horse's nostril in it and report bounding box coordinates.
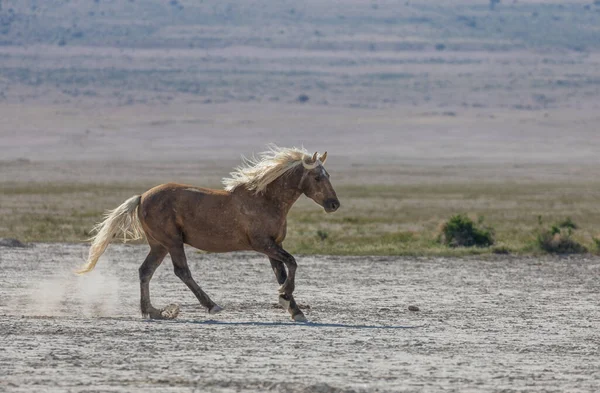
[324,198,340,212]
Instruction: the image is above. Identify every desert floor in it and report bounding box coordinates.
[1,243,599,392]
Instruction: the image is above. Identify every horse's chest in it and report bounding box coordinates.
[253,216,287,244]
[242,205,287,243]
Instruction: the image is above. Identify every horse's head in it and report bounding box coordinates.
[299,152,340,213]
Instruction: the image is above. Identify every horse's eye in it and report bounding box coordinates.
[314,176,322,182]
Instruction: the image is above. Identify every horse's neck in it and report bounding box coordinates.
[262,174,303,217]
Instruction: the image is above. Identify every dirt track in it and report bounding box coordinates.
[1,243,599,392]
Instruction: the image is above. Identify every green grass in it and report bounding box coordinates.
[0,182,145,243]
[3,180,599,256]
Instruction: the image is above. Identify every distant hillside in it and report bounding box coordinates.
[1,0,599,51]
[1,0,600,110]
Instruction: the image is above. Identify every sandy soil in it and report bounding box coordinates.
[1,243,599,392]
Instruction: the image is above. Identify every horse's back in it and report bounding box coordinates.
[138,183,249,251]
[142,182,226,198]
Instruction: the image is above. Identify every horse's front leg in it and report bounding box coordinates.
[269,257,306,322]
[260,243,296,296]
[254,239,306,322]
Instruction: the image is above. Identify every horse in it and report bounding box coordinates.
[77,146,340,322]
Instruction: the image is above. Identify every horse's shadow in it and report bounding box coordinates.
[151,319,425,330]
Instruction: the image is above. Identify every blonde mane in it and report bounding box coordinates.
[222,146,313,193]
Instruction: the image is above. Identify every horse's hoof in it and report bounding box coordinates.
[208,304,224,314]
[160,304,180,320]
[292,313,308,323]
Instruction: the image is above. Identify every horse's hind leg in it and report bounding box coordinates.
[139,244,180,319]
[169,245,223,314]
[269,257,306,322]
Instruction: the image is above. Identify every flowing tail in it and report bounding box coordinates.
[76,195,144,274]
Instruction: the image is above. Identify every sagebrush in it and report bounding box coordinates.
[536,218,586,254]
[438,214,494,248]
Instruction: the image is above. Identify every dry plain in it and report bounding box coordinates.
[1,243,599,392]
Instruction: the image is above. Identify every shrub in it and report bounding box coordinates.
[438,214,494,248]
[492,245,511,255]
[593,237,600,252]
[316,230,329,241]
[557,217,577,230]
[536,232,586,254]
[296,94,309,103]
[536,218,586,254]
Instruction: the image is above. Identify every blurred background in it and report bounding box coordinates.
[1,0,600,254]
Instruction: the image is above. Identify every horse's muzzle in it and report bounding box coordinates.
[323,198,340,213]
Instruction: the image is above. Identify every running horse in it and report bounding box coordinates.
[77,146,340,322]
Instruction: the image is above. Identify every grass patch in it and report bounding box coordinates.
[2,180,600,256]
[438,214,494,248]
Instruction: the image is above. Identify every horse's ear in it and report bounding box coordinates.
[319,151,327,164]
[303,152,319,169]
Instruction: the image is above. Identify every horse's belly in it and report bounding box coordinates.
[183,227,250,253]
[187,239,249,253]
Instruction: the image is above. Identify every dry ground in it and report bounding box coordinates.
[1,243,599,392]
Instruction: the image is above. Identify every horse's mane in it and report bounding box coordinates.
[222,145,312,194]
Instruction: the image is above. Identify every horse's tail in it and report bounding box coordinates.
[76,195,144,274]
